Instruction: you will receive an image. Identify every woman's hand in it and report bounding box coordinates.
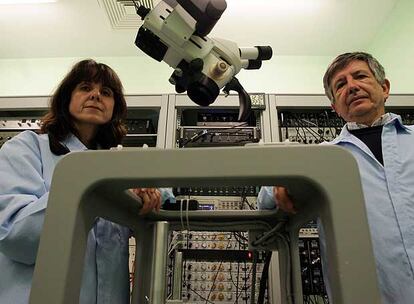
[130,188,162,215]
[273,186,297,214]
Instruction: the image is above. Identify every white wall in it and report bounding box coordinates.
[368,0,414,94]
[1,0,413,97]
[0,57,173,97]
[0,55,333,97]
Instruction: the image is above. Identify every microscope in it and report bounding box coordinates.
[134,0,273,121]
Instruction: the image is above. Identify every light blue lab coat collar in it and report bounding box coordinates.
[332,113,411,146]
[62,133,89,152]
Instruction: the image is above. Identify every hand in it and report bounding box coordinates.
[273,186,297,214]
[130,188,162,215]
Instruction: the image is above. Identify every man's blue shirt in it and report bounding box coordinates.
[258,113,414,303]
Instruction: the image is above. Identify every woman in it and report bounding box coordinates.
[0,59,170,303]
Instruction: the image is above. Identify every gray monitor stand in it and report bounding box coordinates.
[29,144,380,304]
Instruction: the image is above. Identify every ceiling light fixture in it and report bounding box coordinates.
[0,0,57,4]
[226,0,323,12]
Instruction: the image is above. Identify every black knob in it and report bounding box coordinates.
[136,6,150,19]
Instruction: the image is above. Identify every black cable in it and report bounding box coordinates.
[232,232,248,247]
[187,285,215,304]
[241,194,255,210]
[239,189,246,210]
[233,261,242,303]
[131,0,141,11]
[294,125,303,142]
[236,231,247,243]
[283,114,311,144]
[203,260,224,304]
[232,232,243,247]
[292,118,312,141]
[226,258,256,304]
[231,261,240,303]
[204,237,232,304]
[180,129,208,147]
[232,262,254,304]
[250,251,258,304]
[296,118,325,142]
[325,110,336,139]
[290,113,323,141]
[302,124,308,143]
[179,121,249,147]
[243,260,248,304]
[257,251,272,304]
[228,262,241,292]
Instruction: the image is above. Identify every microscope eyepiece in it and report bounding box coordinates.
[255,46,273,61]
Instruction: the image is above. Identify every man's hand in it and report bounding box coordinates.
[273,186,297,214]
[130,188,162,215]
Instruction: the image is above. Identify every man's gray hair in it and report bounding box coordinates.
[323,52,386,103]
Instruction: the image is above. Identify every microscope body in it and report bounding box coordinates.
[135,0,272,121]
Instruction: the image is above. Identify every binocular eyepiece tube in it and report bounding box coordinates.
[239,46,273,70]
[239,46,273,61]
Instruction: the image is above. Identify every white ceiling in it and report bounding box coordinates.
[0,0,398,59]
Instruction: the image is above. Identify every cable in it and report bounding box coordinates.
[257,251,272,304]
[187,285,215,304]
[277,233,293,304]
[204,239,232,304]
[185,198,191,231]
[180,199,186,232]
[232,232,248,248]
[250,251,258,304]
[241,193,255,210]
[167,232,180,254]
[204,260,225,304]
[251,222,286,247]
[180,129,208,147]
[288,113,323,142]
[295,118,325,142]
[294,125,305,142]
[167,240,187,256]
[131,0,142,12]
[180,121,250,147]
[234,261,241,303]
[324,110,336,140]
[232,261,253,303]
[243,259,249,303]
[182,220,272,231]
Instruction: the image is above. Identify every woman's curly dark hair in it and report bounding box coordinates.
[40,59,127,155]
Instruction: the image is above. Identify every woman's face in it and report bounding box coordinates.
[69,81,115,129]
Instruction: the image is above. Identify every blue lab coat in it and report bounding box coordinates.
[258,113,414,303]
[0,131,173,304]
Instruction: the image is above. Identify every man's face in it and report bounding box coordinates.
[330,60,390,125]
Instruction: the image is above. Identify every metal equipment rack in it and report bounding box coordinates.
[29,144,380,304]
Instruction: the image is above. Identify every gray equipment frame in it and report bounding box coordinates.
[29,145,381,304]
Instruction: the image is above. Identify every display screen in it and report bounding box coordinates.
[198,203,215,210]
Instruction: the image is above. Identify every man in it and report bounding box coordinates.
[258,52,414,303]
